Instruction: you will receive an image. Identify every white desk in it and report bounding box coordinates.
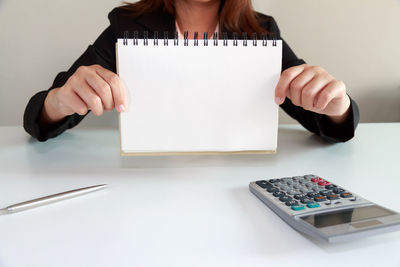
[0,123,399,267]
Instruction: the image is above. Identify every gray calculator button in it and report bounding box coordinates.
[301,198,314,204]
[319,190,333,196]
[294,193,308,200]
[273,191,286,198]
[333,188,345,194]
[267,187,279,193]
[279,196,293,202]
[285,200,299,206]
[307,192,320,198]
[269,179,281,183]
[292,177,303,182]
[256,180,273,188]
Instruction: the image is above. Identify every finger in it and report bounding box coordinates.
[65,88,89,116]
[275,64,306,105]
[288,68,317,106]
[315,80,345,111]
[300,74,332,111]
[70,76,104,116]
[92,65,127,112]
[58,85,88,116]
[85,70,114,111]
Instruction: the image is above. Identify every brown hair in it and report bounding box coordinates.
[122,0,267,35]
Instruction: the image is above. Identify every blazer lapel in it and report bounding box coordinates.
[134,11,176,39]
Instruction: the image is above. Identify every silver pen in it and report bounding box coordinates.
[0,184,107,215]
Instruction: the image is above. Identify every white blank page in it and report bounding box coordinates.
[117,39,282,154]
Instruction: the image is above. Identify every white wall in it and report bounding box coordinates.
[255,0,400,124]
[0,0,399,128]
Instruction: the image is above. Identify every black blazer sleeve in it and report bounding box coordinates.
[265,17,359,142]
[23,26,117,142]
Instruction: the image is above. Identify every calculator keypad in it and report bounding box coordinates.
[255,175,357,211]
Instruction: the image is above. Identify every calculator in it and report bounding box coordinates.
[249,174,400,242]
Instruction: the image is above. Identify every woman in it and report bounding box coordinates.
[24,0,359,142]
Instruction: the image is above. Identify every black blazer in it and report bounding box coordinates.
[23,7,359,142]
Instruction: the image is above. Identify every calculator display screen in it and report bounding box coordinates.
[300,205,395,228]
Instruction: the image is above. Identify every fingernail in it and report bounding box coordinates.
[275,97,283,105]
[117,104,125,112]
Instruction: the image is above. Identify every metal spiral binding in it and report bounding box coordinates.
[194,32,199,46]
[184,31,189,46]
[252,33,257,46]
[223,32,228,46]
[122,31,278,47]
[271,33,277,46]
[233,32,238,46]
[133,31,138,46]
[143,31,148,46]
[164,31,168,46]
[123,31,129,45]
[174,31,178,46]
[213,32,218,46]
[242,32,248,46]
[203,32,208,46]
[154,31,158,45]
[261,33,267,46]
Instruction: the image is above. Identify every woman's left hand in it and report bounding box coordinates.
[274,64,351,124]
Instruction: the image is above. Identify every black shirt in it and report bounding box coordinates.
[23,7,359,142]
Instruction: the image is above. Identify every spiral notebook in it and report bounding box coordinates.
[117,32,282,155]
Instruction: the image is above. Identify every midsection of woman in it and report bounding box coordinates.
[23,0,359,143]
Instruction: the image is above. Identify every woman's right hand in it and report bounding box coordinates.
[41,64,126,124]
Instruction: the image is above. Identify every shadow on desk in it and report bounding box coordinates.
[119,127,333,169]
[22,126,336,173]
